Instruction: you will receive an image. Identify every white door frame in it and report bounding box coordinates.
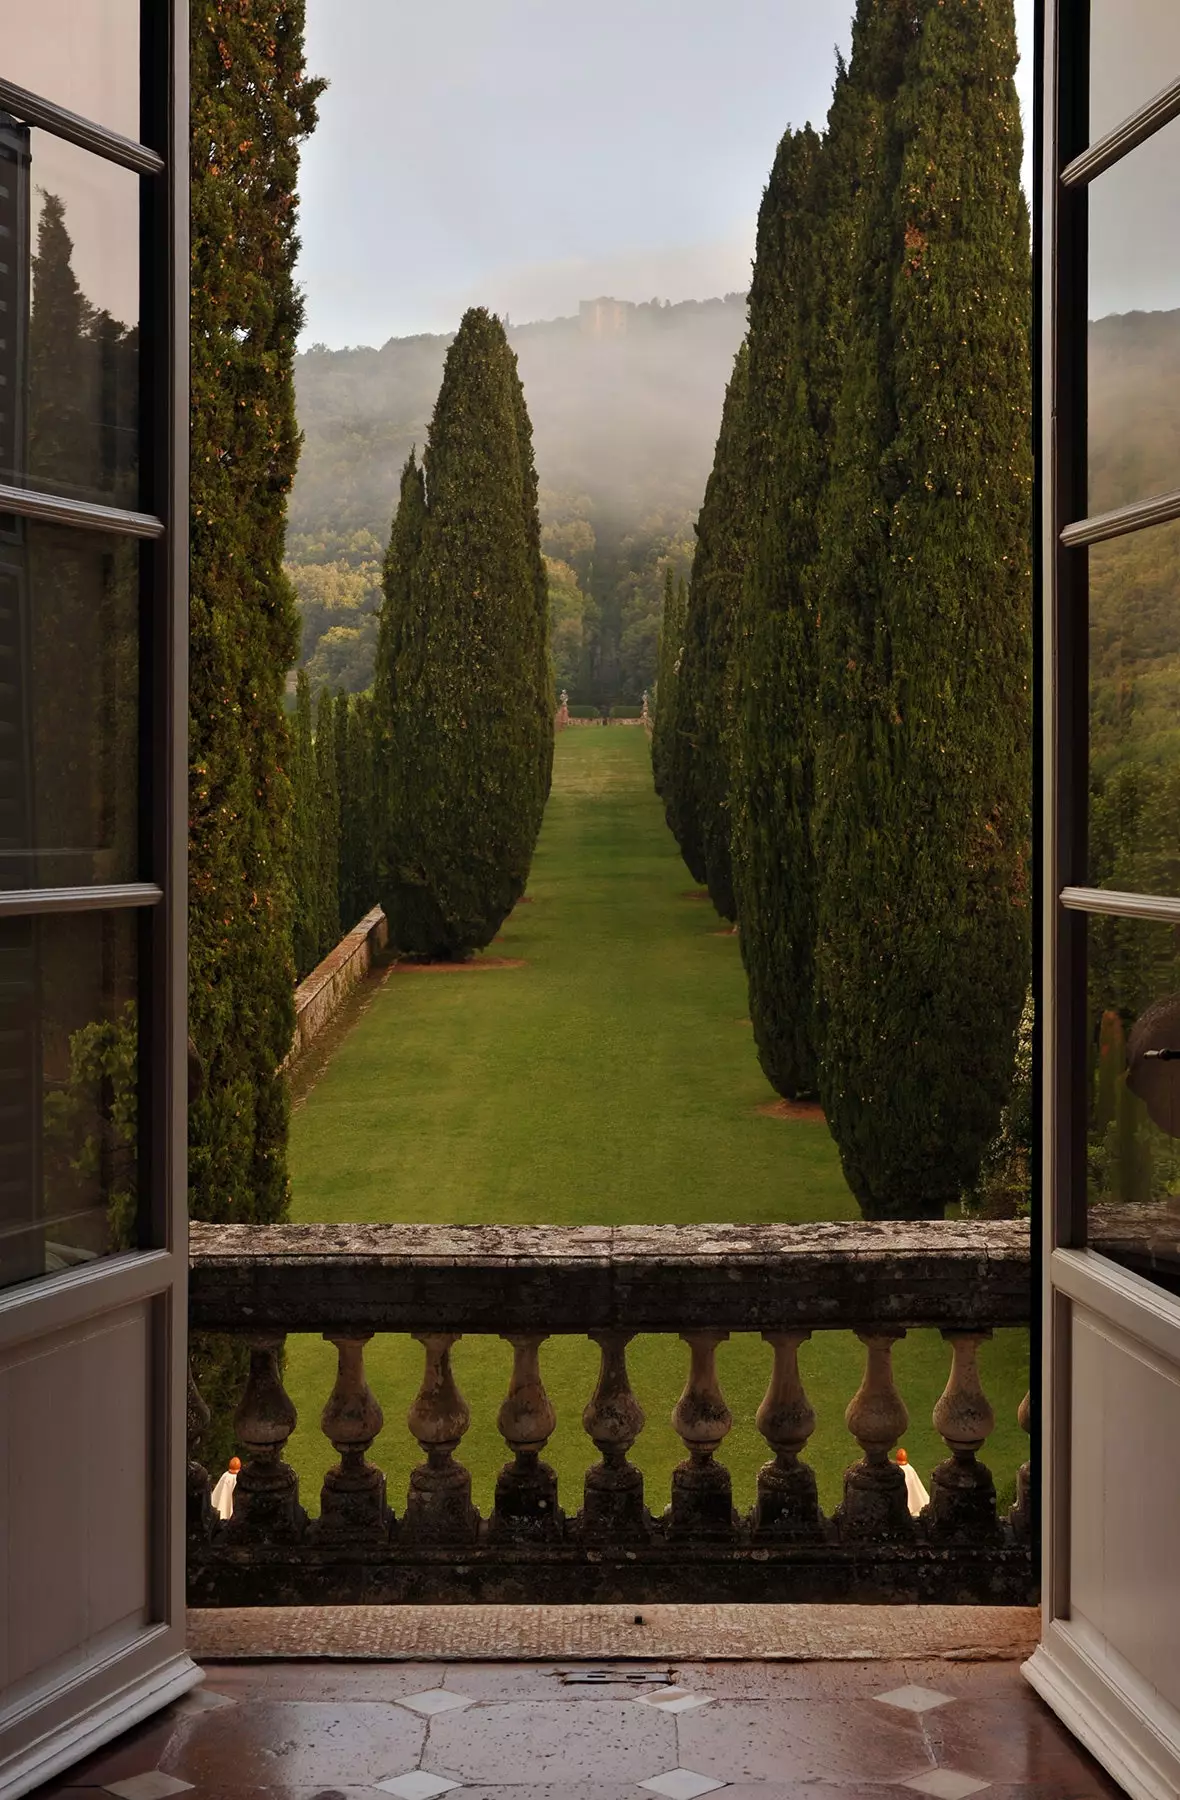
[1024,5,1180,1794]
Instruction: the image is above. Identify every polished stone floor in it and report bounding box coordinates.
[34,1657,1125,1799]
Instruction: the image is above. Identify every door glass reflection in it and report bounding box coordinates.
[1088,114,1180,515]
[0,2,140,141]
[0,125,139,508]
[0,907,139,1293]
[0,526,140,890]
[1088,519,1180,898]
[1089,1,1180,144]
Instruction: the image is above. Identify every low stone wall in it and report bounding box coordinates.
[285,905,387,1067]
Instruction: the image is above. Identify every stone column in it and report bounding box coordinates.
[579,1331,650,1540]
[1009,1388,1033,1541]
[928,1330,1000,1542]
[668,1330,737,1540]
[834,1329,912,1541]
[491,1333,562,1541]
[401,1332,478,1542]
[225,1333,306,1542]
[753,1330,822,1538]
[315,1332,392,1542]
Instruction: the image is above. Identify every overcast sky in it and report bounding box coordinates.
[296,0,1038,349]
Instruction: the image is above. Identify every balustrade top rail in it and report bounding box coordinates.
[188,1218,1031,1335]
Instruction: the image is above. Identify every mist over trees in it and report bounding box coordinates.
[288,297,745,703]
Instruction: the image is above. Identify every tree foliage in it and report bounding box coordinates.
[729,125,829,1098]
[670,342,751,918]
[189,0,323,1231]
[651,566,687,811]
[337,692,378,931]
[814,0,1032,1217]
[375,309,553,958]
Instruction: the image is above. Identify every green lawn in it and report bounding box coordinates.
[284,726,1028,1519]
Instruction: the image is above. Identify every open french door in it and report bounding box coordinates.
[1026,3,1180,1794]
[0,4,198,1794]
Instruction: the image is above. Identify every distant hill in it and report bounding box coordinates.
[290,294,749,563]
[287,294,749,700]
[286,301,1180,710]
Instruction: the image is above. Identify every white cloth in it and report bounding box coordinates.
[901,1461,930,1516]
[210,1469,238,1521]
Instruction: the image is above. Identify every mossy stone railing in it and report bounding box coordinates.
[186,1219,1034,1608]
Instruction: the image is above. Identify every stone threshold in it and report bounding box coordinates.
[187,1601,1040,1664]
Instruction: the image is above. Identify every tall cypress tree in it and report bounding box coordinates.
[289,669,319,978]
[510,370,557,818]
[729,127,826,1095]
[651,565,684,807]
[815,0,1031,1217]
[189,3,322,1465]
[189,3,322,1232]
[663,544,710,888]
[314,685,341,956]
[680,341,751,922]
[374,453,426,917]
[376,309,552,958]
[337,692,378,930]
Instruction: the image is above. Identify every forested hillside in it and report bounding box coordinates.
[288,295,747,701]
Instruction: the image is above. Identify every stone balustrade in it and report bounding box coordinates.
[187,1220,1035,1608]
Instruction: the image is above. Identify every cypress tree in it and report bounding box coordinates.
[289,669,319,978]
[682,341,751,921]
[189,0,322,1227]
[509,369,557,817]
[334,690,353,926]
[650,566,684,806]
[729,127,826,1095]
[374,453,427,916]
[189,1,322,1460]
[815,0,1031,1218]
[377,309,552,958]
[663,544,710,888]
[314,685,341,956]
[336,691,377,931]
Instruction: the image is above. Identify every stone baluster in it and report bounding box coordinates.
[225,1333,306,1542]
[928,1330,1000,1540]
[835,1329,912,1540]
[579,1330,650,1540]
[314,1332,392,1542]
[668,1330,737,1539]
[186,1357,214,1540]
[401,1332,478,1542]
[1009,1388,1033,1541]
[753,1330,822,1538]
[491,1333,562,1541]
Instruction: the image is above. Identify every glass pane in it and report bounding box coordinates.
[1088,113,1180,515]
[0,125,139,508]
[1090,1,1180,145]
[1086,912,1180,1295]
[1088,518,1180,896]
[0,525,140,890]
[0,2,140,141]
[0,907,139,1294]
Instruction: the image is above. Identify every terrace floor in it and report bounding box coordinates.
[31,1608,1124,1799]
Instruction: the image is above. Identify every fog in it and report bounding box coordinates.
[292,298,749,559]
